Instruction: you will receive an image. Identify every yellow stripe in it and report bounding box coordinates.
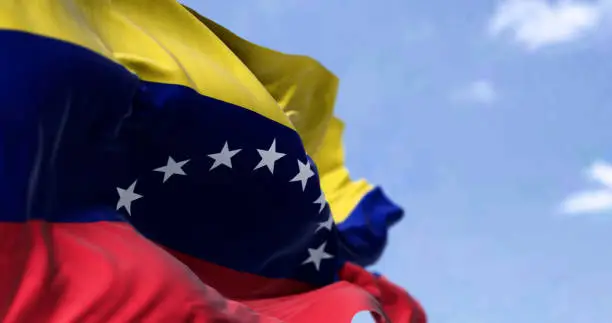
[313,118,374,224]
[0,0,293,129]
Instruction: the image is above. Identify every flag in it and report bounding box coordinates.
[0,1,425,322]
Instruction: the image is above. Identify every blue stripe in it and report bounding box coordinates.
[0,30,341,286]
[337,187,404,267]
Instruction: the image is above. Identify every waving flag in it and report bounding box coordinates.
[0,1,425,322]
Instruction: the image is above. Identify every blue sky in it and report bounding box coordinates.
[184,1,612,322]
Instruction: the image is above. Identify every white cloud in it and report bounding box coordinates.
[488,0,606,50]
[452,80,498,105]
[587,160,612,187]
[560,160,612,215]
[560,189,612,214]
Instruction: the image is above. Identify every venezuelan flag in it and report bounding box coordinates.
[0,1,425,322]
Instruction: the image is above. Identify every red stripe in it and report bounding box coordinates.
[165,247,313,300]
[0,221,388,322]
[0,221,279,322]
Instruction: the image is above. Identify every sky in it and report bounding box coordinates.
[183,1,612,322]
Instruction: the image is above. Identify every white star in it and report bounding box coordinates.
[302,242,334,271]
[208,141,241,170]
[313,191,327,213]
[254,139,286,174]
[154,156,189,182]
[290,159,315,191]
[315,214,334,233]
[116,180,142,216]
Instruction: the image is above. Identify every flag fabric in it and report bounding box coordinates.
[0,1,425,322]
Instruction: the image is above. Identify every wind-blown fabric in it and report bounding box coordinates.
[0,1,425,322]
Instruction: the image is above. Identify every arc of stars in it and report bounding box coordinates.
[115,137,337,275]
